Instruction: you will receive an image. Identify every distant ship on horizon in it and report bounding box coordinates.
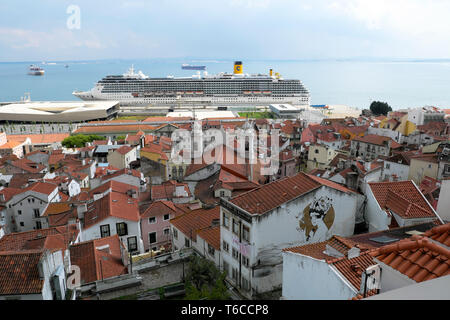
[181,64,206,70]
[28,65,45,76]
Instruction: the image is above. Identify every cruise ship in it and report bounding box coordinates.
[73,61,310,107]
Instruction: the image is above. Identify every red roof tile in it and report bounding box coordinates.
[229,172,322,215]
[424,223,450,247]
[353,134,392,146]
[0,250,44,295]
[0,225,79,252]
[197,225,221,250]
[84,191,140,229]
[170,207,220,241]
[368,181,436,219]
[69,235,127,284]
[331,253,377,291]
[141,200,184,219]
[115,145,134,155]
[371,236,450,282]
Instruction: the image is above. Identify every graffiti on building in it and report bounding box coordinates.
[297,196,335,242]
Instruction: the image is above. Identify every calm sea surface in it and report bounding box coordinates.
[1,59,450,110]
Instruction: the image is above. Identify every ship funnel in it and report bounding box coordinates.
[234,61,243,74]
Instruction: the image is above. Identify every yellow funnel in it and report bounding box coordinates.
[234,61,243,74]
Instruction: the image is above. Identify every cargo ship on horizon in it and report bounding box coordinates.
[181,64,206,70]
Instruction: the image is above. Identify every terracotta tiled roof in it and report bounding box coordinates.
[0,140,23,149]
[10,158,46,173]
[69,235,127,285]
[0,250,44,295]
[197,225,221,250]
[368,181,436,219]
[42,202,72,216]
[115,145,134,155]
[90,180,138,197]
[229,172,322,215]
[84,191,140,229]
[143,116,192,122]
[424,223,450,247]
[370,236,450,282]
[28,181,59,195]
[353,134,392,146]
[0,187,23,203]
[170,206,220,241]
[141,200,184,219]
[73,125,157,135]
[99,168,141,182]
[7,133,70,145]
[283,241,331,261]
[306,173,356,194]
[331,253,377,291]
[0,225,79,252]
[151,180,191,200]
[141,143,168,160]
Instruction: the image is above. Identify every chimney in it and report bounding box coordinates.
[211,218,220,227]
[174,185,186,197]
[347,245,361,259]
[96,244,111,254]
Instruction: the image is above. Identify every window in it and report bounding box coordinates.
[173,228,178,239]
[385,163,390,169]
[185,237,190,248]
[223,261,230,275]
[242,255,249,268]
[149,232,157,244]
[220,191,225,197]
[127,236,138,252]
[163,214,170,221]
[20,222,24,227]
[116,222,128,236]
[232,267,238,282]
[223,212,229,228]
[208,244,215,256]
[35,221,42,230]
[315,149,319,154]
[243,225,250,242]
[18,210,22,215]
[232,248,240,261]
[241,276,250,291]
[163,228,170,236]
[428,164,432,169]
[100,224,110,238]
[149,217,156,224]
[222,240,229,252]
[232,219,239,235]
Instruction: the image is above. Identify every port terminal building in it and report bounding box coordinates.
[0,101,120,123]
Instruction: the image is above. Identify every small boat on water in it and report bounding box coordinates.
[28,65,45,76]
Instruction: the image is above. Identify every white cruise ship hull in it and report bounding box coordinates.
[73,91,309,107]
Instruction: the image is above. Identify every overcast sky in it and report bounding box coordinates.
[1,0,450,61]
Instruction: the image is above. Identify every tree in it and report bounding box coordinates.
[61,134,106,148]
[184,255,230,300]
[370,101,392,116]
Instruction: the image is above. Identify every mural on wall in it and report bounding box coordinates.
[297,196,335,243]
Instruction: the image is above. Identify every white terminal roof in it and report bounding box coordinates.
[0,101,119,122]
[166,110,238,120]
